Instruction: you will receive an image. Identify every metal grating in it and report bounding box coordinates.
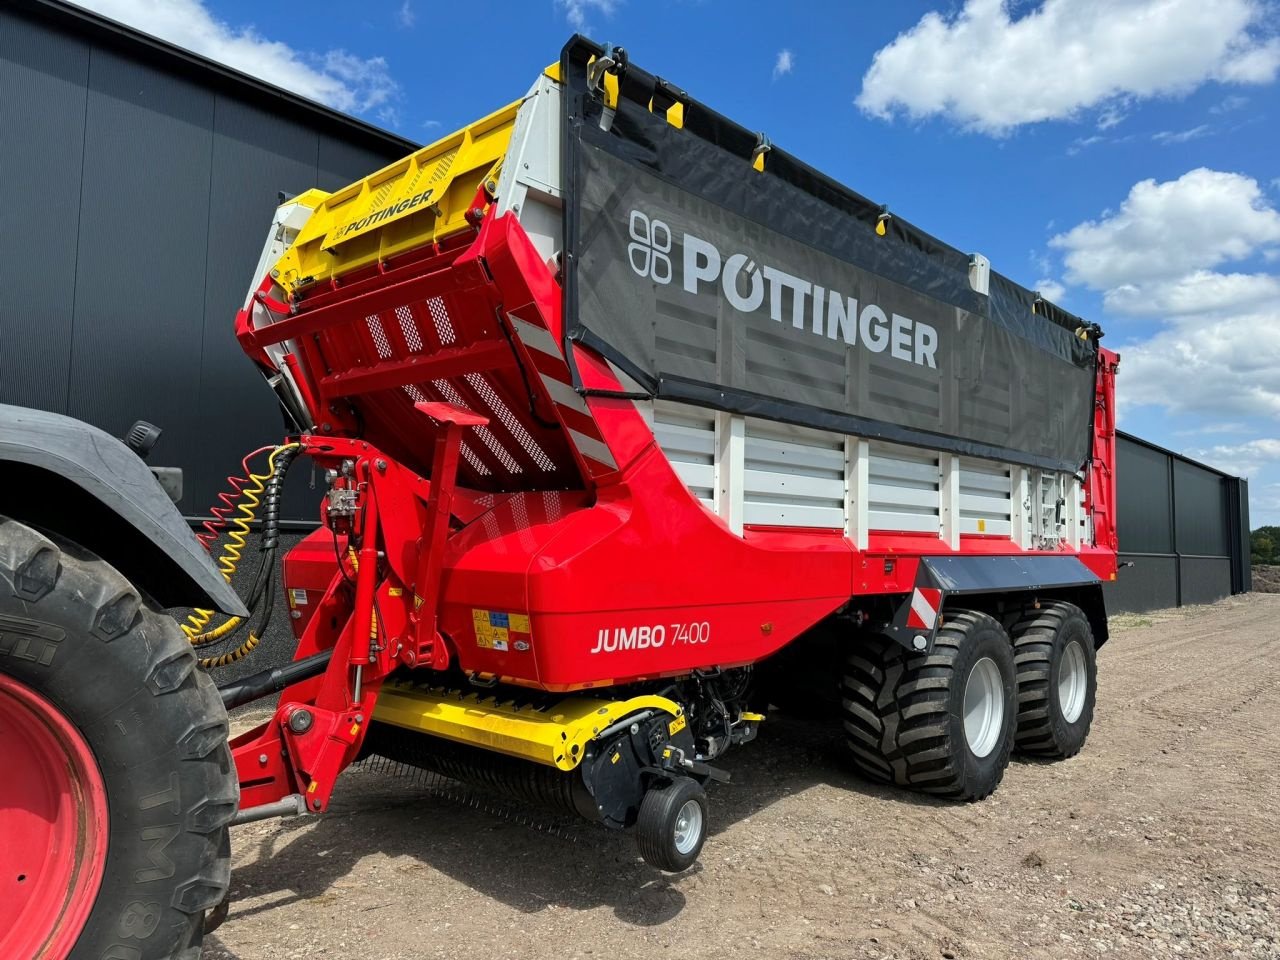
[426,296,457,345]
[396,305,424,352]
[463,373,555,472]
[366,314,393,359]
[431,379,523,474]
[401,383,491,476]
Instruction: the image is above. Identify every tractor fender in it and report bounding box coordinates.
[0,404,248,617]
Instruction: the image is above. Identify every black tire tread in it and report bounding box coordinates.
[635,779,707,872]
[1011,601,1096,758]
[0,516,234,960]
[840,610,1012,801]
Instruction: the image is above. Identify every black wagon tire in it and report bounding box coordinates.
[635,777,708,872]
[841,609,1017,801]
[0,516,235,960]
[1011,601,1097,758]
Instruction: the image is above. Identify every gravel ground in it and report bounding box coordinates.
[206,593,1280,960]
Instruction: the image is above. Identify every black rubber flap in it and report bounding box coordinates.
[559,37,1098,473]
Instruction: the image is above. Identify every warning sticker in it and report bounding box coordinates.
[472,609,531,653]
[289,588,308,608]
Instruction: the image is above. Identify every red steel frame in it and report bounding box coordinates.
[230,211,1119,814]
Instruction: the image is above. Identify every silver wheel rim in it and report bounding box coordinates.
[963,657,1004,758]
[1058,640,1087,723]
[672,798,703,855]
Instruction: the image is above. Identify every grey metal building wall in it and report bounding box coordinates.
[0,0,416,520]
[1105,431,1251,613]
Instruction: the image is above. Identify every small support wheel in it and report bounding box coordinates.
[636,778,708,872]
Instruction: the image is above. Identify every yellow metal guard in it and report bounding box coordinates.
[272,99,521,295]
[373,683,683,771]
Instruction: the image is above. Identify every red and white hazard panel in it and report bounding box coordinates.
[906,588,943,631]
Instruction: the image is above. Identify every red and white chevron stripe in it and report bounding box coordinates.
[906,587,943,631]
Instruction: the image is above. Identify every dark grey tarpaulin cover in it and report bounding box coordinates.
[558,39,1099,473]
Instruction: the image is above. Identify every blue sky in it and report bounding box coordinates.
[77,0,1280,523]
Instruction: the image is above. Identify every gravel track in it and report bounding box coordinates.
[206,593,1280,960]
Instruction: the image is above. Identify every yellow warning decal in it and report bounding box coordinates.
[668,715,687,736]
[472,608,533,653]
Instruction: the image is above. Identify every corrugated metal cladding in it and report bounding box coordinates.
[1105,432,1251,613]
[0,4,1253,618]
[0,1,415,520]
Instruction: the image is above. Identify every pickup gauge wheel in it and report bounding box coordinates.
[635,777,708,872]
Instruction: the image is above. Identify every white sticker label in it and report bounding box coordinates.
[290,588,308,606]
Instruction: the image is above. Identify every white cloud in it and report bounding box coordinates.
[397,0,415,28]
[556,0,617,29]
[1152,124,1212,144]
[1211,94,1250,113]
[1049,169,1280,422]
[773,49,794,80]
[1185,438,1280,477]
[1051,168,1280,290]
[71,0,398,115]
[1119,310,1280,418]
[1097,102,1129,130]
[855,0,1280,134]
[1104,270,1280,316]
[1036,278,1067,302]
[1067,134,1105,155]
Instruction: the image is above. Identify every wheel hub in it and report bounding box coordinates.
[1058,640,1087,723]
[672,798,703,855]
[963,657,1005,758]
[0,674,108,960]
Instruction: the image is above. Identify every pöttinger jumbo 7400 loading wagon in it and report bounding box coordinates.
[0,37,1120,959]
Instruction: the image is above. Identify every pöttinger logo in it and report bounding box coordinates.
[627,210,672,284]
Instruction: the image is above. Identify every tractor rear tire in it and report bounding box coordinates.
[635,777,708,872]
[1011,601,1097,758]
[841,610,1017,801]
[0,517,234,960]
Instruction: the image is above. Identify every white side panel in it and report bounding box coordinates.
[845,438,869,549]
[742,418,845,529]
[868,441,941,534]
[493,74,563,264]
[717,412,745,535]
[650,401,716,509]
[958,457,1013,536]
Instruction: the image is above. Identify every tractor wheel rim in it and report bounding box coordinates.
[0,674,108,960]
[963,657,1004,759]
[672,798,703,855]
[1058,640,1087,723]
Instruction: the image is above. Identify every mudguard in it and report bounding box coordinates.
[0,404,248,617]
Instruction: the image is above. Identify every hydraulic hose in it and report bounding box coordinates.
[184,443,295,642]
[188,443,299,668]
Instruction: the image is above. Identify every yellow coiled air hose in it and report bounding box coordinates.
[186,443,300,668]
